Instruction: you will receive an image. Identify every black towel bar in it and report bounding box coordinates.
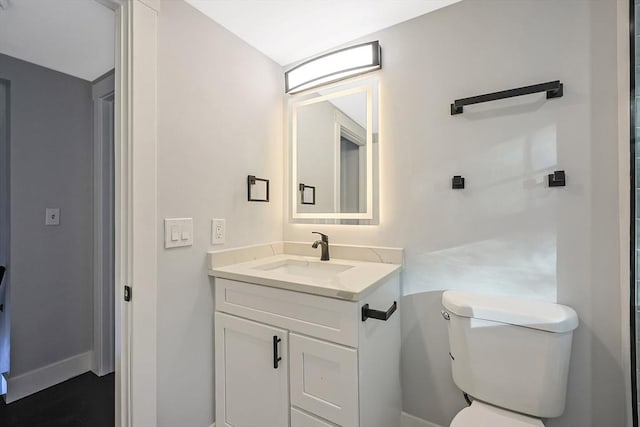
[362,301,397,322]
[451,81,563,115]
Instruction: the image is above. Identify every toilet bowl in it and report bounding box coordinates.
[450,401,544,427]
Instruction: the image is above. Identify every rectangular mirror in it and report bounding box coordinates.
[290,78,379,222]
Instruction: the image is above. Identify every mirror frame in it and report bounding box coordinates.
[290,78,378,220]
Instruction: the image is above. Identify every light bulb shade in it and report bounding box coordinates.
[285,41,381,94]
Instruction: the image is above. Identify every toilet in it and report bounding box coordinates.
[441,291,579,427]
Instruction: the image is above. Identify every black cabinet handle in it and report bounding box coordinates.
[362,301,397,322]
[0,266,5,286]
[273,335,282,369]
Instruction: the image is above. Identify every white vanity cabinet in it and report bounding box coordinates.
[213,274,401,427]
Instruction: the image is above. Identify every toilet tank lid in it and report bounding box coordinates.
[442,291,579,333]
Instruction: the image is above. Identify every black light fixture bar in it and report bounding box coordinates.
[450,80,563,115]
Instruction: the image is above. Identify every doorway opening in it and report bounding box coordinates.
[0,0,119,424]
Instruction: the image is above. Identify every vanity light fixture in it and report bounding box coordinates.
[285,41,381,94]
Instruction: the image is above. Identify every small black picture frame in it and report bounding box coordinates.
[247,175,269,202]
[299,183,316,205]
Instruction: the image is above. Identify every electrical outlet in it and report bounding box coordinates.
[211,218,225,245]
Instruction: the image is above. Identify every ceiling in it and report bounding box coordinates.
[0,0,460,81]
[184,0,462,66]
[0,0,115,81]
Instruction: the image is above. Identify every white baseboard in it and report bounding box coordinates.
[402,411,444,427]
[209,413,432,427]
[5,351,92,403]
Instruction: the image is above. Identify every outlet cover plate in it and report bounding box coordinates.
[211,218,225,245]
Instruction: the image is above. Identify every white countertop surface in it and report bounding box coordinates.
[209,254,401,301]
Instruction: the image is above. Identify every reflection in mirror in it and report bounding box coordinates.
[290,78,378,223]
[300,184,316,205]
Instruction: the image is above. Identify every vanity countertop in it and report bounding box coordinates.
[208,253,401,301]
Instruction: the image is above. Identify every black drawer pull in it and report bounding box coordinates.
[362,301,397,322]
[273,335,282,369]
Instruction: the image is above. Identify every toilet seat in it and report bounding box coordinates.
[450,401,544,427]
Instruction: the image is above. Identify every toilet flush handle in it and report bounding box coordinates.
[441,310,450,320]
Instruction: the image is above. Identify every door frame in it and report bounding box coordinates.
[0,78,10,392]
[92,72,115,378]
[622,0,635,425]
[94,0,159,426]
[333,110,366,214]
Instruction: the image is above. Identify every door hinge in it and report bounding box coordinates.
[124,285,132,302]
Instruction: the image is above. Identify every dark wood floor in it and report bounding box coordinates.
[0,372,114,427]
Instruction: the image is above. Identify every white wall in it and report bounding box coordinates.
[284,1,625,426]
[156,1,283,426]
[0,54,94,378]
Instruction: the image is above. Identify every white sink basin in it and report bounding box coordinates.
[254,259,353,280]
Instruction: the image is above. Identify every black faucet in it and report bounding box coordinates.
[311,232,330,261]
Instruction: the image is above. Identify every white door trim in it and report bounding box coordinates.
[98,1,131,426]
[94,0,159,426]
[0,78,10,385]
[127,1,159,426]
[92,72,115,378]
[615,1,633,426]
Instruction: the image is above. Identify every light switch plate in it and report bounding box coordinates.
[45,208,60,226]
[211,218,225,245]
[164,218,193,248]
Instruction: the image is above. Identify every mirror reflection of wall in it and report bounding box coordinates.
[291,78,379,224]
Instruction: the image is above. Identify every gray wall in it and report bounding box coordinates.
[156,1,283,426]
[0,54,94,377]
[284,1,625,426]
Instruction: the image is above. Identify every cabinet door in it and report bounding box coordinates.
[290,333,358,427]
[215,313,289,427]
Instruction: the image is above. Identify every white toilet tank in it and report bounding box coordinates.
[442,291,579,419]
